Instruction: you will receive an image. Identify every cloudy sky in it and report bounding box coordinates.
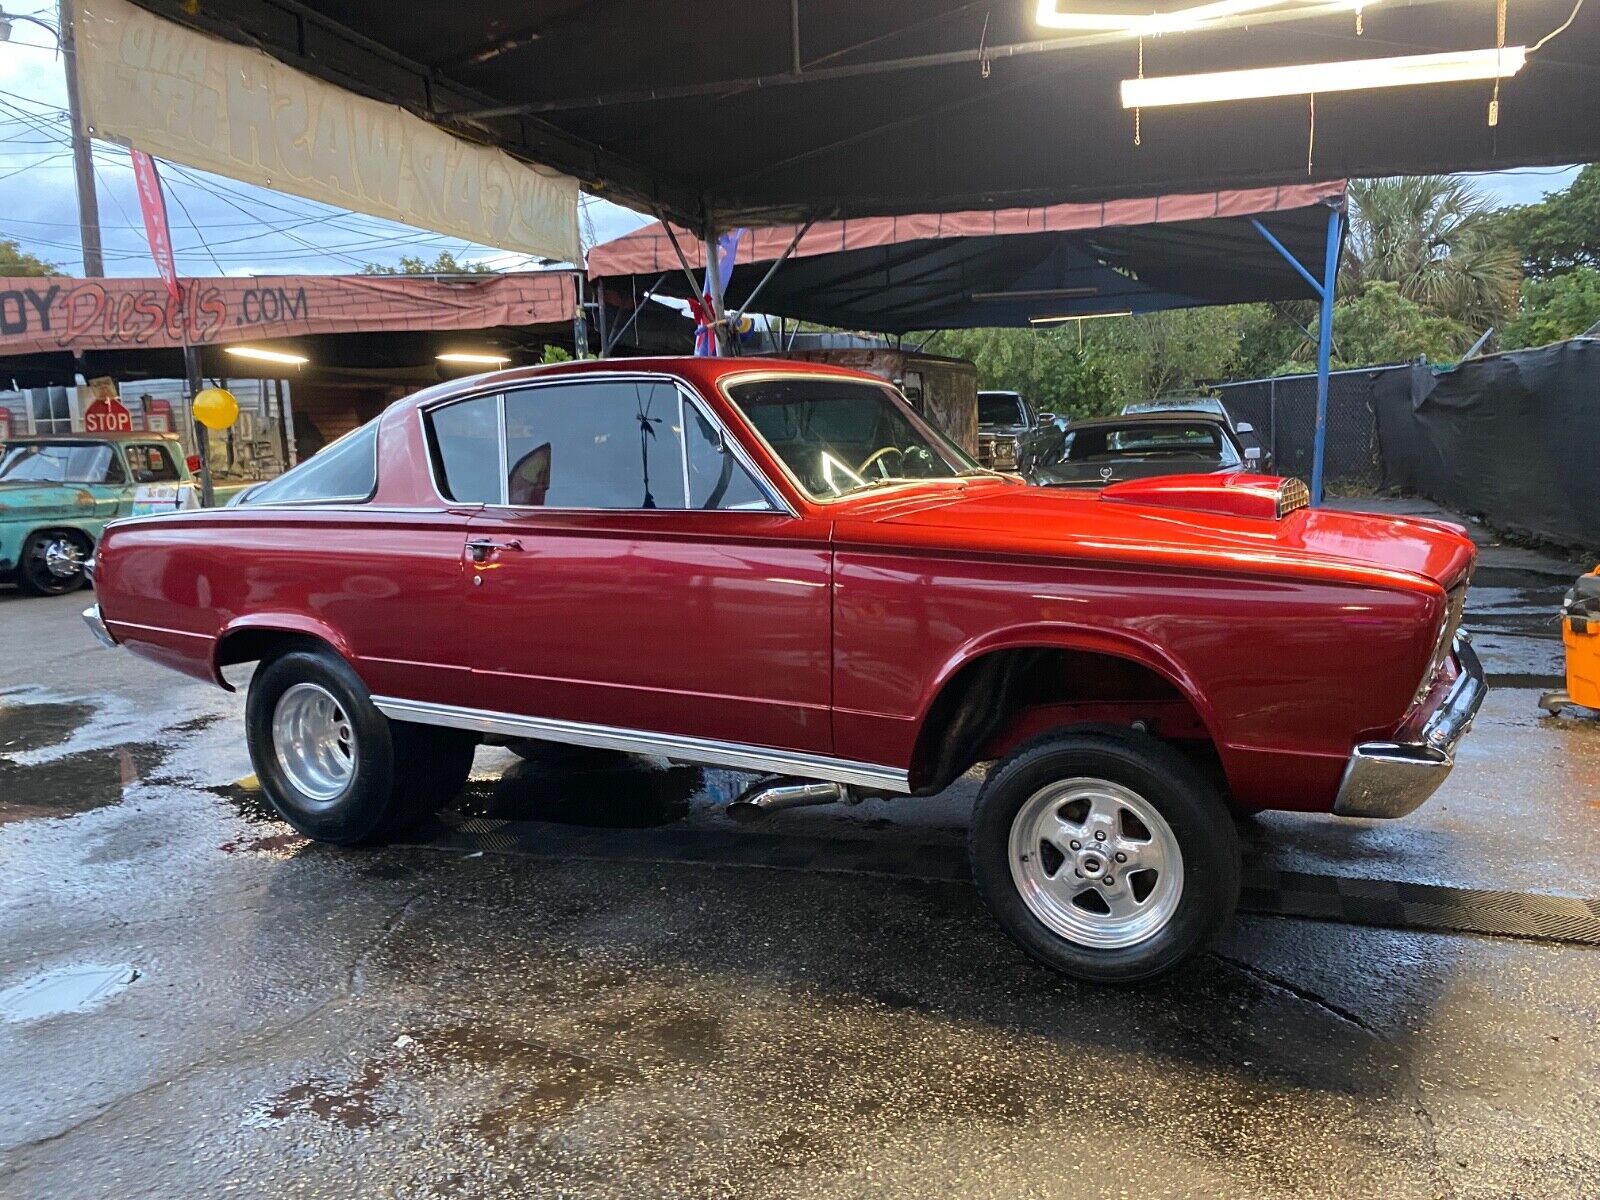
[0,3,1582,279]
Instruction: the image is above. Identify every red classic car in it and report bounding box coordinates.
[84,357,1484,983]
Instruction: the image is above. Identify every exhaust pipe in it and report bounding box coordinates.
[726,780,848,823]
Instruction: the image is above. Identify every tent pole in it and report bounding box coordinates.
[730,217,814,329]
[603,272,668,356]
[1311,205,1341,506]
[704,222,728,356]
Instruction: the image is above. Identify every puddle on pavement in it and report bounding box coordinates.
[456,753,700,828]
[249,1025,631,1140]
[0,697,96,757]
[0,742,167,825]
[0,963,139,1023]
[205,776,283,825]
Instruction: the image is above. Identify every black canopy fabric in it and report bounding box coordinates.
[588,182,1343,332]
[135,0,1598,228]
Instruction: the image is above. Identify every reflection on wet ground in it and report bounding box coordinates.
[0,963,138,1023]
[0,697,95,757]
[456,751,703,828]
[0,742,168,825]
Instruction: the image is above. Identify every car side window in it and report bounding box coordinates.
[683,399,773,511]
[243,421,378,504]
[124,443,180,483]
[427,395,502,504]
[503,381,686,509]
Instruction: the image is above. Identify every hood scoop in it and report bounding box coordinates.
[1099,473,1309,521]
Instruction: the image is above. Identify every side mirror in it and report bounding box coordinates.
[1037,411,1056,423]
[1244,446,1263,463]
[1235,421,1255,435]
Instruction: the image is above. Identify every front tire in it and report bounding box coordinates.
[968,728,1239,984]
[246,648,474,844]
[17,530,90,596]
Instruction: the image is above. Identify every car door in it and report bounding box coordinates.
[454,375,835,755]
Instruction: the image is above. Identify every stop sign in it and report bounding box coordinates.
[83,396,133,434]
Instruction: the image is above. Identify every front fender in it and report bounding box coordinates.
[916,620,1224,750]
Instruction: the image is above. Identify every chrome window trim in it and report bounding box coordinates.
[677,386,784,514]
[417,369,796,518]
[715,368,974,505]
[371,695,910,793]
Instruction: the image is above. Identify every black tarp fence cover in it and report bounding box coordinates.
[1373,338,1600,551]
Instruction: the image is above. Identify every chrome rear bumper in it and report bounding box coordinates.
[82,604,117,649]
[1333,633,1486,819]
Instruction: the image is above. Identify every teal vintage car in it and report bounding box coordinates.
[0,433,197,596]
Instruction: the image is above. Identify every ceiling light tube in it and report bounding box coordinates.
[1030,310,1133,325]
[224,345,308,365]
[1121,46,1527,108]
[1036,0,1374,36]
[437,352,510,365]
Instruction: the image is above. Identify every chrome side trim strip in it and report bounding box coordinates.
[372,695,911,793]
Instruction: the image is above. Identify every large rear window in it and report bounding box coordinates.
[241,422,378,505]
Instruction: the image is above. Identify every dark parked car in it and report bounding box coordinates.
[1025,412,1252,488]
[1122,396,1267,470]
[977,389,1056,471]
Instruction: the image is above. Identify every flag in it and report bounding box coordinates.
[130,150,180,303]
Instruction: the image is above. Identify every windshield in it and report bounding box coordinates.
[0,441,121,485]
[1061,422,1240,467]
[978,392,1026,426]
[726,377,974,499]
[1125,397,1226,419]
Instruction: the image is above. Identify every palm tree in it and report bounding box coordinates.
[1343,176,1522,332]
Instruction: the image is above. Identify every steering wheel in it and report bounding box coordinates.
[856,446,904,478]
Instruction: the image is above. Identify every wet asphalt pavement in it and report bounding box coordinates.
[1,498,1598,1199]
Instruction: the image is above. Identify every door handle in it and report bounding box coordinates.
[466,537,524,562]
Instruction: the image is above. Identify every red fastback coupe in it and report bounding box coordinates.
[85,357,1484,982]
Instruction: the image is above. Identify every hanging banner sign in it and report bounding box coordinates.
[129,149,180,303]
[72,0,581,264]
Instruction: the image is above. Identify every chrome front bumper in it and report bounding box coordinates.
[82,604,117,649]
[1333,633,1486,819]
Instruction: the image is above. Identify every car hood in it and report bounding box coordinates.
[1032,460,1240,487]
[831,476,1474,592]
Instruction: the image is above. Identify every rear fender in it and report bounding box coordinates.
[211,613,358,691]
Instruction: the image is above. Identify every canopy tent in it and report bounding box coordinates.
[124,0,1598,229]
[589,180,1351,499]
[587,181,1345,333]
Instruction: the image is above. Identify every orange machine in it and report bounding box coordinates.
[1543,569,1600,713]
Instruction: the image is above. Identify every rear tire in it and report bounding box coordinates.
[246,648,475,845]
[968,727,1239,984]
[17,530,90,596]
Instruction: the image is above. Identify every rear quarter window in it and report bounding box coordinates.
[241,421,378,505]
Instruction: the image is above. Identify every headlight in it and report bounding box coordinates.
[992,437,1018,469]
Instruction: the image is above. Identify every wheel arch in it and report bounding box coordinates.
[212,614,358,692]
[907,624,1226,794]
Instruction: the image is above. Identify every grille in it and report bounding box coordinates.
[1275,477,1310,518]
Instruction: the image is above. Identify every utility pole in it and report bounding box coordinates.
[57,0,103,276]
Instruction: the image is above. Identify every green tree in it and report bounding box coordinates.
[361,250,493,275]
[0,238,62,276]
[1502,268,1600,349]
[1490,164,1600,280]
[921,326,1117,418]
[1275,281,1471,371]
[1343,177,1521,332]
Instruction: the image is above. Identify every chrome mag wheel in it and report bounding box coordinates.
[38,535,85,580]
[272,682,357,806]
[1007,777,1185,950]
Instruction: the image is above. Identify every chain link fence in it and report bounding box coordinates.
[1213,366,1404,494]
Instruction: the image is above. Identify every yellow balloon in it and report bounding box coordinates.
[193,387,239,430]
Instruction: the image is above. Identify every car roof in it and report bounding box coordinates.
[1125,397,1226,412]
[388,354,893,416]
[1065,410,1231,431]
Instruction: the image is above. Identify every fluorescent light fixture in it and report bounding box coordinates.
[224,345,308,365]
[1030,310,1132,325]
[436,352,510,365]
[1035,0,1373,36]
[1121,46,1527,108]
[971,286,1098,303]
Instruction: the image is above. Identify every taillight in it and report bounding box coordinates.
[1413,584,1468,708]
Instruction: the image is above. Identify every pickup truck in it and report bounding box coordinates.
[84,357,1485,983]
[0,432,195,595]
